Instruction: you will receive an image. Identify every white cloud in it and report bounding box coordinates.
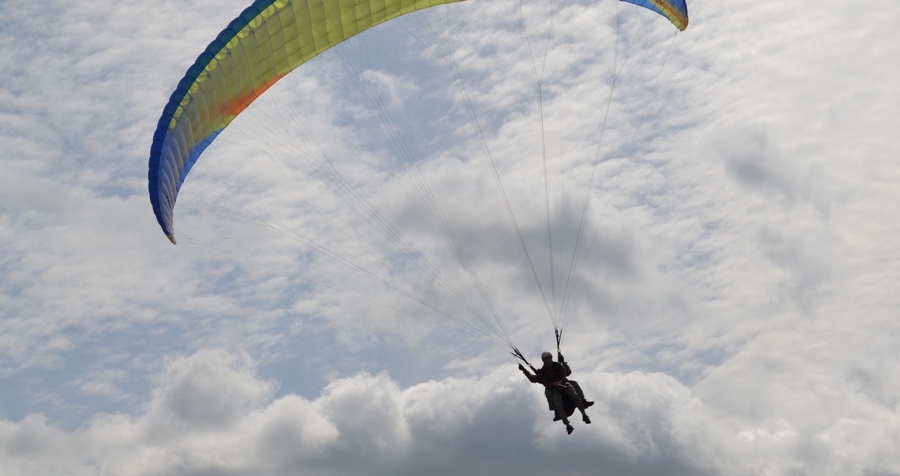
[3,349,900,475]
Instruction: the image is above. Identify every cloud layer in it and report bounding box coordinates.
[5,349,900,475]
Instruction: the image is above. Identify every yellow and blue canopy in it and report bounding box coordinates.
[623,0,688,31]
[148,0,688,243]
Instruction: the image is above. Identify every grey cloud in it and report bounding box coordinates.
[719,126,831,214]
[147,350,274,431]
[756,223,833,309]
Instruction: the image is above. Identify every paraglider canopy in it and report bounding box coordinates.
[622,0,688,31]
[147,0,687,245]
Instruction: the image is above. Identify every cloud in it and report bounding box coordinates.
[722,128,805,200]
[4,348,900,475]
[714,125,834,216]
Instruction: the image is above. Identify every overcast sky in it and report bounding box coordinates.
[1,0,899,475]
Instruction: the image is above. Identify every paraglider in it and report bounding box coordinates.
[147,0,690,431]
[520,351,594,434]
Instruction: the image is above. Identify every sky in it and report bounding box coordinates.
[1,0,899,475]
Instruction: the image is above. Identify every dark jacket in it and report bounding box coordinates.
[524,361,570,387]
